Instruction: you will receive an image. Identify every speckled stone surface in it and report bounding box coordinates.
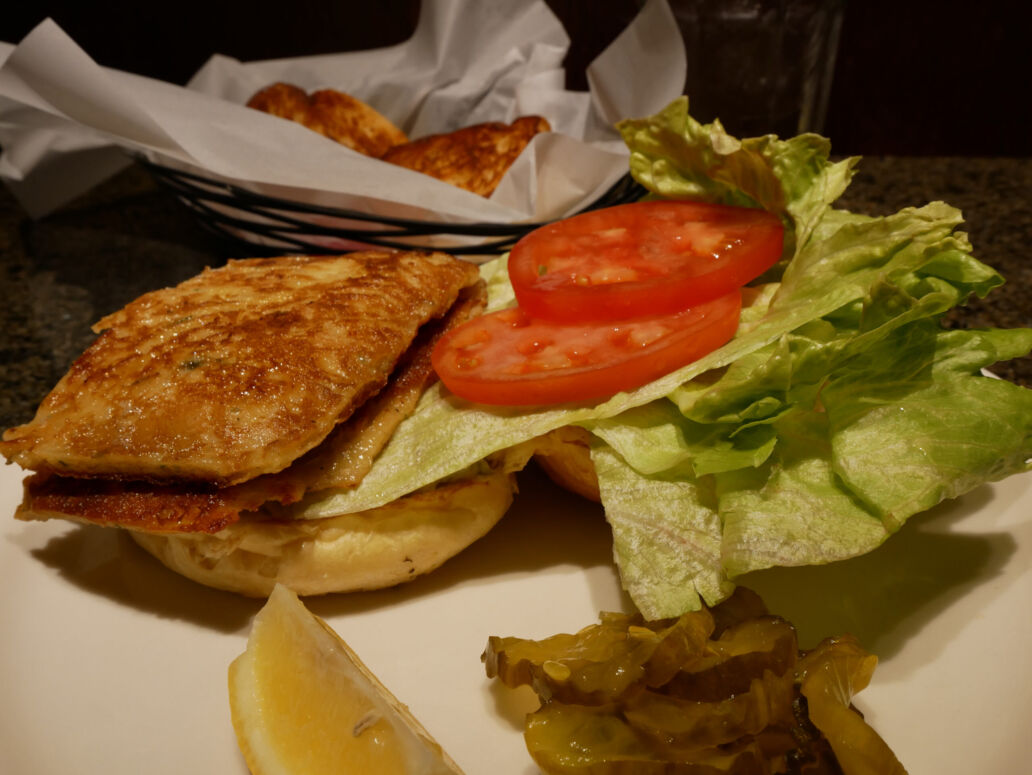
[1,157,1030,430]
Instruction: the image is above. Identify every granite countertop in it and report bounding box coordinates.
[1,156,1030,429]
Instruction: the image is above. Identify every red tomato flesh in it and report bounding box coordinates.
[431,290,742,406]
[508,200,783,322]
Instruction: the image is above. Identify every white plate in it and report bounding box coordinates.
[1,460,1030,775]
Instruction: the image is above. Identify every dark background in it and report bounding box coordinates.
[1,0,1028,156]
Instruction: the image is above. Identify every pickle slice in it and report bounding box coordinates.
[525,702,773,775]
[484,608,715,705]
[624,670,795,750]
[797,636,907,775]
[665,616,799,702]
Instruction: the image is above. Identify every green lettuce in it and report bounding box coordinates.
[294,97,1032,619]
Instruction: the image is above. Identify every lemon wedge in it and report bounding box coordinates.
[229,584,464,775]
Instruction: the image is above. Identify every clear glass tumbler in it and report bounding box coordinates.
[670,0,844,137]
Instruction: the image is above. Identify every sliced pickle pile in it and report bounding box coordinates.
[483,588,907,775]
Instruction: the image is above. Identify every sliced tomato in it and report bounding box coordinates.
[508,200,783,322]
[431,290,741,406]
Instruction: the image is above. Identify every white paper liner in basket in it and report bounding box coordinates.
[0,0,687,258]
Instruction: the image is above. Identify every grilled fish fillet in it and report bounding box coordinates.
[11,282,487,536]
[9,277,489,536]
[0,252,480,486]
[247,82,408,158]
[380,116,550,196]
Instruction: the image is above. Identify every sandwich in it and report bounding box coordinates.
[4,98,1030,622]
[0,250,532,596]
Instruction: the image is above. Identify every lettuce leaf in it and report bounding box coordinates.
[294,97,1032,619]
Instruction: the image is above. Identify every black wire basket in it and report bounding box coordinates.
[137,155,647,257]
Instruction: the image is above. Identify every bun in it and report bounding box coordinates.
[130,468,517,597]
[533,426,600,503]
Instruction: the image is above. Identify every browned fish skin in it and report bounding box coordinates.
[246,82,408,158]
[380,116,551,196]
[0,252,480,486]
[17,472,259,534]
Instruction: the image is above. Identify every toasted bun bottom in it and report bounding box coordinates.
[130,470,517,597]
[532,426,601,503]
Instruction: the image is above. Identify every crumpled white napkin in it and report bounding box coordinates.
[0,0,685,243]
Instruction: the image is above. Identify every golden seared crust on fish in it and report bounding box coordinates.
[246,82,408,158]
[380,116,550,196]
[0,252,480,486]
[9,278,490,537]
[268,278,488,496]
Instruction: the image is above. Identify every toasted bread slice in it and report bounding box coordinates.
[247,82,408,158]
[380,116,550,196]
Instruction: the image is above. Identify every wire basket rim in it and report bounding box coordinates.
[135,153,646,255]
